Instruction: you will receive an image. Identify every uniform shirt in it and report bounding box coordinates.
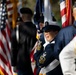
[59,36,76,75]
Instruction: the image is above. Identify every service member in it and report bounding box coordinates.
[59,36,76,75]
[34,22,62,75]
[53,2,76,59]
[11,7,37,75]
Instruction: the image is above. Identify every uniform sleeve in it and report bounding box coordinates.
[59,37,76,75]
[34,41,43,61]
[11,29,19,66]
[37,44,54,67]
[54,30,64,59]
[34,49,43,61]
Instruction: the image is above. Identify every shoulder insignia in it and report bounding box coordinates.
[39,55,46,64]
[37,44,41,50]
[36,40,42,50]
[39,52,46,64]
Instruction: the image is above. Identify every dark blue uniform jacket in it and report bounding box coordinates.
[54,21,76,59]
[34,39,63,75]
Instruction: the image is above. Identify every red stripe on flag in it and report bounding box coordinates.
[0,54,8,66]
[0,1,13,74]
[0,40,7,55]
[1,29,10,53]
[8,14,12,18]
[66,0,72,25]
[7,0,13,4]
[0,54,12,73]
[0,66,8,75]
[6,22,11,40]
[60,0,72,28]
[6,0,13,24]
[7,7,13,11]
[62,20,68,28]
[61,8,66,17]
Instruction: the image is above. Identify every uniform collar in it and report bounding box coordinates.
[51,40,55,44]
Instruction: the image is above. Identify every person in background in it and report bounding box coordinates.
[12,16,23,75]
[15,16,23,42]
[59,36,76,75]
[34,22,62,75]
[11,7,37,75]
[20,7,33,22]
[53,2,76,60]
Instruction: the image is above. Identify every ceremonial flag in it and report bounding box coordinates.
[30,45,37,75]
[0,0,13,75]
[33,0,44,26]
[44,0,57,25]
[39,1,56,75]
[6,0,13,24]
[32,0,44,74]
[11,0,18,29]
[44,0,52,24]
[33,0,56,28]
[60,0,72,28]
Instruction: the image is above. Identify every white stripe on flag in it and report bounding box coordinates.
[60,1,66,11]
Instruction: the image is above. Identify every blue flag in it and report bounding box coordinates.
[33,0,44,25]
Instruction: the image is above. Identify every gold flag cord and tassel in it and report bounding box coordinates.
[10,0,18,29]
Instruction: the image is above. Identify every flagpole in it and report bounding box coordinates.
[44,0,52,24]
[17,0,22,15]
[11,0,18,29]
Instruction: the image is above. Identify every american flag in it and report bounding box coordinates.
[6,0,13,24]
[30,48,37,75]
[0,0,13,75]
[60,0,72,28]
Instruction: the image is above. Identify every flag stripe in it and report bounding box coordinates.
[60,1,66,11]
[60,8,66,17]
[0,40,7,56]
[0,0,13,75]
[62,15,67,24]
[60,0,72,28]
[6,0,13,24]
[60,0,67,27]
[2,29,11,64]
[0,54,12,74]
[0,48,12,74]
[6,20,11,39]
[0,54,8,66]
[0,47,7,60]
[0,59,12,75]
[1,29,10,53]
[0,66,8,75]
[0,31,12,72]
[66,0,72,25]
